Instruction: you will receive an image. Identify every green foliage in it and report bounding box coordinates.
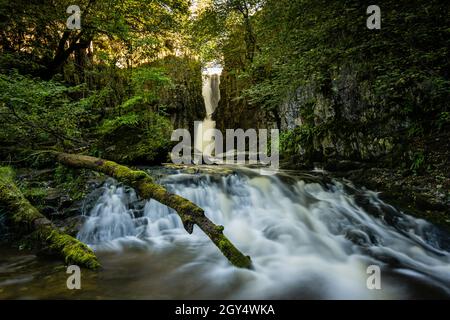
[195,0,450,164]
[88,63,175,164]
[0,0,190,75]
[99,113,141,135]
[21,187,47,205]
[54,165,89,201]
[0,166,14,182]
[98,65,172,131]
[120,96,145,112]
[437,112,450,130]
[0,0,190,164]
[148,55,205,121]
[246,0,450,120]
[279,130,299,156]
[97,110,174,164]
[0,71,91,149]
[409,151,427,174]
[131,67,173,103]
[280,124,322,163]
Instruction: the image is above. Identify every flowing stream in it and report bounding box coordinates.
[1,67,449,299]
[1,167,450,299]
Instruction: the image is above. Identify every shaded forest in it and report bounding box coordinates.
[0,0,449,300]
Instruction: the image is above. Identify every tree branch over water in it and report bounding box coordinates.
[52,152,253,269]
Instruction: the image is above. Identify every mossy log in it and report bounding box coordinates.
[53,152,252,269]
[0,167,100,270]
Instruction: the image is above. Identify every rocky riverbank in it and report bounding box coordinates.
[338,167,450,231]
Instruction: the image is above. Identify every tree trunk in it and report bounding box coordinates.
[0,167,100,270]
[53,152,253,269]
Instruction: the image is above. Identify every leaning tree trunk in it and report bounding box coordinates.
[53,152,252,269]
[0,167,100,270]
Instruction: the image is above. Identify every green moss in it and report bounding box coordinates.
[22,187,47,204]
[0,166,100,270]
[216,234,252,269]
[0,179,42,226]
[0,166,15,182]
[43,228,100,270]
[12,206,42,226]
[53,165,91,201]
[100,162,152,190]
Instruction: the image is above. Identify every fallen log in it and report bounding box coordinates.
[53,152,252,269]
[0,166,100,270]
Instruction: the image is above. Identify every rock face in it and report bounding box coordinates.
[278,65,399,164]
[157,56,206,133]
[213,64,401,166]
[341,167,450,231]
[214,69,275,133]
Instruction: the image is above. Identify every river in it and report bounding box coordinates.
[1,166,449,299]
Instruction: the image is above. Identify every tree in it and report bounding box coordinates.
[0,0,190,78]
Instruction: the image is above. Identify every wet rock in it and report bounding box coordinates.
[345,229,372,247]
[56,216,88,237]
[324,160,366,172]
[339,167,450,231]
[80,186,106,215]
[41,206,58,216]
[60,205,83,218]
[43,188,73,210]
[59,195,73,209]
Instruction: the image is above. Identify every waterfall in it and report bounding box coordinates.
[194,66,222,160]
[77,181,140,245]
[78,179,184,249]
[77,169,450,299]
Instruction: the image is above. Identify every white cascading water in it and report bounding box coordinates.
[78,182,137,245]
[78,179,185,250]
[78,169,450,299]
[194,66,222,159]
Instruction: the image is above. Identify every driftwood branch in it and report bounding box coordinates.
[53,152,252,269]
